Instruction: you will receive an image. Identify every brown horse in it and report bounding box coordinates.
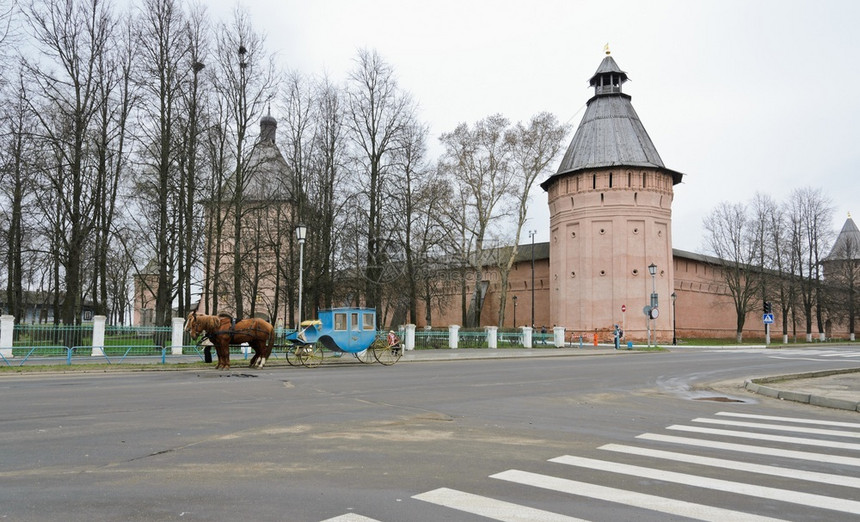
[185,312,275,370]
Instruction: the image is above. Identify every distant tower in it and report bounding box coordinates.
[821,215,860,341]
[540,51,684,340]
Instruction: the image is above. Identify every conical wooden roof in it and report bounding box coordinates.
[825,216,860,261]
[542,54,683,190]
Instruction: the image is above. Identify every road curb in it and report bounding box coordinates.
[400,347,639,363]
[744,368,860,412]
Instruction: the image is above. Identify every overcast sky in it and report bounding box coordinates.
[210,0,859,254]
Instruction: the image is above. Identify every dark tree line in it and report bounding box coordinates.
[0,0,567,329]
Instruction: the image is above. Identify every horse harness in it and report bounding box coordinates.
[202,317,267,345]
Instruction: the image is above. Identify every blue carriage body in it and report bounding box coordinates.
[285,307,377,353]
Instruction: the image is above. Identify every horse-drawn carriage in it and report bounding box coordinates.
[185,307,402,369]
[281,307,402,367]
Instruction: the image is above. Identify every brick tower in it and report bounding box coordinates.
[540,51,684,341]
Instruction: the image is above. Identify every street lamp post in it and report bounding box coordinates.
[512,295,518,329]
[648,263,657,347]
[295,224,307,329]
[671,292,677,345]
[529,230,536,327]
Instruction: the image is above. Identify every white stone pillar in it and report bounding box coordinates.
[171,317,185,355]
[448,325,460,349]
[404,324,416,351]
[521,326,533,349]
[1,315,14,358]
[91,315,106,357]
[553,326,565,347]
[486,326,498,349]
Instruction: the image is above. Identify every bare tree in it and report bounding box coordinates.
[276,71,314,326]
[496,112,569,327]
[389,120,438,324]
[23,0,116,325]
[413,173,451,327]
[132,0,191,326]
[0,72,39,322]
[307,75,348,313]
[439,114,514,327]
[345,48,416,323]
[176,3,210,319]
[788,187,834,341]
[703,201,761,342]
[201,108,231,315]
[210,7,277,319]
[763,196,798,343]
[90,13,135,320]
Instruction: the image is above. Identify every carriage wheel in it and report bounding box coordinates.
[299,342,324,368]
[372,338,402,366]
[355,348,376,364]
[285,346,301,366]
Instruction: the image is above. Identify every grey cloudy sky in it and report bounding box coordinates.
[212,0,859,253]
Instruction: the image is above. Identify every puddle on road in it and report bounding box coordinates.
[656,375,752,404]
[693,396,746,403]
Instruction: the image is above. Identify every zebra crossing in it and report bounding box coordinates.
[682,347,860,360]
[322,411,860,521]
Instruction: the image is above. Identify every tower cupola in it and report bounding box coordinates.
[589,52,628,97]
[260,107,277,145]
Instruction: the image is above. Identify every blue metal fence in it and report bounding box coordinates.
[0,323,544,367]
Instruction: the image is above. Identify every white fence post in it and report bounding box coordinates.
[91,315,106,357]
[521,326,533,349]
[553,326,565,347]
[486,326,498,349]
[404,324,415,351]
[171,317,185,355]
[448,325,460,349]
[1,315,14,358]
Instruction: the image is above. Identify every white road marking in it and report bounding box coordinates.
[413,487,589,522]
[667,424,860,451]
[715,411,860,429]
[550,455,860,515]
[637,433,860,467]
[600,443,860,488]
[320,514,380,522]
[491,469,787,522]
[693,417,860,439]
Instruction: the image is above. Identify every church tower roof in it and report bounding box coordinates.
[260,107,277,145]
[825,216,860,261]
[542,51,683,190]
[244,111,290,201]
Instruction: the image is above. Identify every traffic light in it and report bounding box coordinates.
[763,301,772,314]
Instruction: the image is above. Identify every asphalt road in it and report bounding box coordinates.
[2,346,859,521]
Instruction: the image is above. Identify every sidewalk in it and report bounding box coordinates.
[744,369,860,412]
